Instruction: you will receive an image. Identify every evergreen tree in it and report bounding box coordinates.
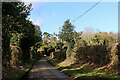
[59,19,75,58]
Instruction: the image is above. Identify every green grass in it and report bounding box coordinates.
[60,67,120,79]
[3,58,36,79]
[23,58,35,71]
[4,68,26,78]
[47,58,120,80]
[47,58,59,67]
[62,67,120,79]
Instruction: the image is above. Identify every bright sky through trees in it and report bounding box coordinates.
[25,2,118,34]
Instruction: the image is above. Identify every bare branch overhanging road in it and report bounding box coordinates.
[28,57,72,80]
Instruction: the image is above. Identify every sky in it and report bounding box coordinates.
[25,2,118,35]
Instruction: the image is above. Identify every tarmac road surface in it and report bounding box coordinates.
[28,57,72,80]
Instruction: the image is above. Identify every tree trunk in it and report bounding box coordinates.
[66,44,72,59]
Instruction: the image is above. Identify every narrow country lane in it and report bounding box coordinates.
[28,57,72,80]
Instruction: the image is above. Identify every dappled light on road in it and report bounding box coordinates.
[28,57,72,80]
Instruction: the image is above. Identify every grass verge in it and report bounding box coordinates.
[47,58,120,80]
[47,58,59,67]
[3,58,39,79]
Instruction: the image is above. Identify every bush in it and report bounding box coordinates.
[75,43,120,74]
[10,33,23,46]
[50,49,66,61]
[30,41,42,59]
[47,46,55,55]
[10,45,23,67]
[62,45,67,50]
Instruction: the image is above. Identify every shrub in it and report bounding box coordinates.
[10,45,22,67]
[75,43,120,74]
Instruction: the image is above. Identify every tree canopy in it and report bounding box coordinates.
[2,2,42,67]
[59,19,75,58]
